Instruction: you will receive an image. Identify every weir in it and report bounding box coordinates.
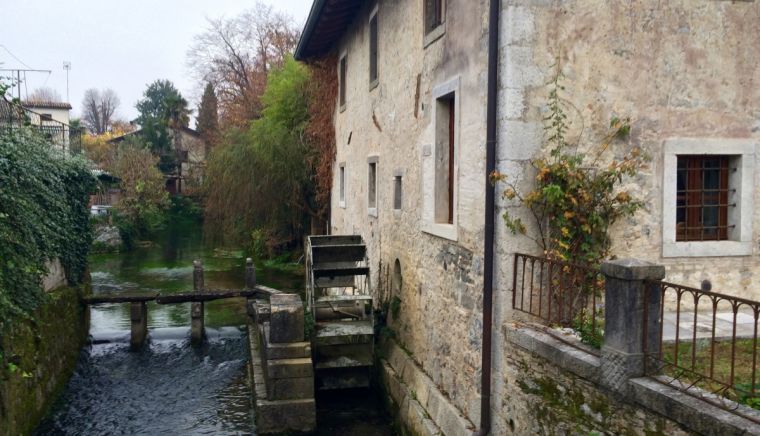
[80,257,319,433]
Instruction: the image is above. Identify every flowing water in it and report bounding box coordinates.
[34,220,393,435]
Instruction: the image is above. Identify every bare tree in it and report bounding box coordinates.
[28,87,62,102]
[186,2,299,126]
[81,88,120,134]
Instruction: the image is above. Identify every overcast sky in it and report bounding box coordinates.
[1,0,312,124]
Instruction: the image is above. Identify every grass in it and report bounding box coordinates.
[659,338,760,409]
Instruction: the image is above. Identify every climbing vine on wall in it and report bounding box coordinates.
[305,55,338,222]
[491,69,649,266]
[0,127,95,325]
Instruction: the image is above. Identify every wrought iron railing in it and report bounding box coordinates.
[512,253,605,347]
[0,97,82,155]
[643,280,760,418]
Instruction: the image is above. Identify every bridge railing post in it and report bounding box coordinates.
[191,260,205,344]
[130,301,148,350]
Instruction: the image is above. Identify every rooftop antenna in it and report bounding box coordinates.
[63,61,71,103]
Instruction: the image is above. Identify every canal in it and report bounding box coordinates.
[34,220,393,435]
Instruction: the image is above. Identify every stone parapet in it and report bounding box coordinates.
[247,295,315,434]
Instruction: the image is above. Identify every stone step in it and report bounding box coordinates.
[315,320,374,346]
[311,244,366,264]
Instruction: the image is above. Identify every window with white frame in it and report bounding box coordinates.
[421,77,459,241]
[369,7,379,88]
[339,163,346,208]
[339,54,347,110]
[662,138,756,257]
[368,156,378,217]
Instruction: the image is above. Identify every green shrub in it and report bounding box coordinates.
[0,127,95,324]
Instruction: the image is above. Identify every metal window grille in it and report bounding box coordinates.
[676,155,733,241]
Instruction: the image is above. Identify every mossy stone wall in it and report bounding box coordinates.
[0,286,88,435]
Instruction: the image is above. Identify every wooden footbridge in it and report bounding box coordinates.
[82,258,280,349]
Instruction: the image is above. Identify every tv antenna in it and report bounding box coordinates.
[63,61,71,102]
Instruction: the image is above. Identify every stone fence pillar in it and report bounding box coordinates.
[600,258,665,393]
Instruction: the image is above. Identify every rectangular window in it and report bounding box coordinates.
[339,55,347,109]
[40,113,53,122]
[424,0,444,34]
[369,12,378,86]
[393,175,402,210]
[339,163,346,208]
[434,93,455,224]
[368,158,378,215]
[676,156,731,241]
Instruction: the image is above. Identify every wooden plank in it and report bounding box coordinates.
[83,291,158,305]
[316,295,372,303]
[155,288,258,304]
[308,235,362,246]
[313,266,369,279]
[311,244,366,263]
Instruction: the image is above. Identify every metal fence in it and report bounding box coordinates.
[643,280,760,413]
[0,97,82,155]
[512,253,605,345]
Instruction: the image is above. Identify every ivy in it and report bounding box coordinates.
[492,66,649,266]
[0,127,96,326]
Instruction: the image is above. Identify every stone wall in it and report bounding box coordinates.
[329,0,490,424]
[494,0,760,299]
[0,286,89,435]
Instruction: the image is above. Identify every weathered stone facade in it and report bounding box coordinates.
[325,0,491,425]
[298,0,760,434]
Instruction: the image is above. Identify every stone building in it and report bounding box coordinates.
[109,126,207,194]
[297,0,760,434]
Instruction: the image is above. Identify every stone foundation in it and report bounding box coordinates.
[0,285,89,435]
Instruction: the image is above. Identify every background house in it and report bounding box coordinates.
[108,126,207,195]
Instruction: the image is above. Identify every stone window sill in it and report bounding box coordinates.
[662,240,752,258]
[368,207,378,218]
[339,200,346,209]
[421,222,457,241]
[423,24,445,49]
[369,79,379,92]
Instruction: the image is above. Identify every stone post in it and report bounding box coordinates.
[191,260,205,344]
[245,257,257,289]
[600,258,665,393]
[130,301,148,351]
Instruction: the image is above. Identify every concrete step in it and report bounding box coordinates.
[315,352,373,370]
[315,320,374,346]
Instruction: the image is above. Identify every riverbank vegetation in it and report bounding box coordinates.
[192,5,335,259]
[0,127,95,324]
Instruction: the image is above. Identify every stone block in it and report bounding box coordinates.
[253,299,270,324]
[263,324,311,360]
[266,377,314,401]
[269,293,304,343]
[265,358,313,380]
[255,398,316,434]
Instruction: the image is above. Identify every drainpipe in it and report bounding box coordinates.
[475,0,499,435]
